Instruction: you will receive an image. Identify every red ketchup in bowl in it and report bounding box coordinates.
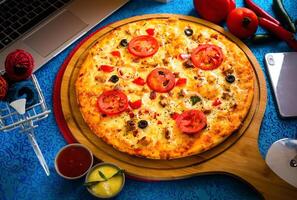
[55,144,93,179]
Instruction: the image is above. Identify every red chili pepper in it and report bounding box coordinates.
[111,51,121,57]
[132,77,146,86]
[178,53,191,60]
[212,98,221,106]
[100,65,114,72]
[129,100,142,109]
[170,112,179,120]
[259,17,297,51]
[146,28,155,36]
[245,0,280,25]
[175,78,187,87]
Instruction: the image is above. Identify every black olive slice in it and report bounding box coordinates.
[109,75,119,83]
[225,74,235,83]
[138,120,148,129]
[184,28,193,36]
[120,39,128,47]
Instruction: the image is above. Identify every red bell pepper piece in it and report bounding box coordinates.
[212,98,222,106]
[129,99,142,109]
[132,77,146,86]
[175,78,187,87]
[146,28,155,36]
[111,51,121,57]
[100,65,115,72]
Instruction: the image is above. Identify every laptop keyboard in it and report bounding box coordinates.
[0,0,71,51]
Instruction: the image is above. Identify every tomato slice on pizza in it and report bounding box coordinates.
[147,68,175,93]
[97,90,128,116]
[128,35,159,57]
[176,110,207,134]
[191,44,223,70]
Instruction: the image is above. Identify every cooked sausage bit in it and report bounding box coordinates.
[114,84,123,90]
[222,67,234,76]
[183,60,194,68]
[159,95,168,107]
[173,72,180,78]
[164,128,171,140]
[203,109,211,115]
[137,136,151,146]
[95,75,105,83]
[133,130,139,137]
[126,120,136,131]
[222,92,232,100]
[162,58,170,65]
[150,91,157,100]
[178,89,186,98]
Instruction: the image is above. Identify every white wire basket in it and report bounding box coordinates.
[0,74,51,176]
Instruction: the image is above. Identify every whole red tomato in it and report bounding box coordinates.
[193,0,236,24]
[227,8,259,39]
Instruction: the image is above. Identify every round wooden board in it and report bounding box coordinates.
[60,14,297,199]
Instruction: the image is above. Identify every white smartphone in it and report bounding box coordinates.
[264,52,297,118]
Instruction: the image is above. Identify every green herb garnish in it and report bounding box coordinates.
[190,95,201,105]
[84,169,125,188]
[99,170,108,181]
[83,181,101,187]
[112,169,125,177]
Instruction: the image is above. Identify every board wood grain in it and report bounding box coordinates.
[59,14,297,199]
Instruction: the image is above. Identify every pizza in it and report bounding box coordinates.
[75,17,254,159]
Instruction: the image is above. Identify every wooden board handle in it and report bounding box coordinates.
[58,14,297,199]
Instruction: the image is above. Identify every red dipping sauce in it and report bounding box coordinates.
[55,144,93,179]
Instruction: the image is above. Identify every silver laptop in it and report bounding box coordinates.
[0,0,129,72]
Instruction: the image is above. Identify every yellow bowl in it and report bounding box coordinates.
[85,162,125,198]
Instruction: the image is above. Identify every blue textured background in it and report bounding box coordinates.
[1,0,297,199]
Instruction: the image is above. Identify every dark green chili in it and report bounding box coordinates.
[250,34,278,44]
[273,0,296,33]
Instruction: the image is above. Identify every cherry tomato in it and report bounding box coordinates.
[111,51,121,57]
[97,90,128,116]
[176,110,207,134]
[193,0,236,24]
[175,78,187,87]
[100,65,115,72]
[132,77,146,86]
[129,99,142,109]
[227,8,259,39]
[128,35,159,57]
[147,68,175,93]
[191,44,224,70]
[146,28,155,36]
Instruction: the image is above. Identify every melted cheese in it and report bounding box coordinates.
[76,18,254,159]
